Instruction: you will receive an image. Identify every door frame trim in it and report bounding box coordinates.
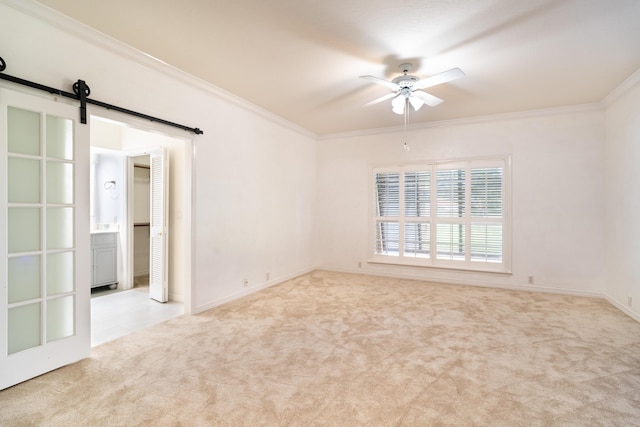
[90,113,193,315]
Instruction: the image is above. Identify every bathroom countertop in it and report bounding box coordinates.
[90,229,119,234]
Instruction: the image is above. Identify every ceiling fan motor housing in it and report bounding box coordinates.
[392,75,419,89]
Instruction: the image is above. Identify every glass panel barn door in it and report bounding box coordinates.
[0,89,90,390]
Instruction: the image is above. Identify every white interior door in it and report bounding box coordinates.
[149,148,169,302]
[0,88,90,390]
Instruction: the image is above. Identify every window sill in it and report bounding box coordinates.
[367,256,512,275]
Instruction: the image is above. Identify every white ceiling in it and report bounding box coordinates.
[36,0,640,136]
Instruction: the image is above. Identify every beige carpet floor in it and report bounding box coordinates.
[1,270,640,426]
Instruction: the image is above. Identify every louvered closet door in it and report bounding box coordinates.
[148,148,169,303]
[0,88,90,390]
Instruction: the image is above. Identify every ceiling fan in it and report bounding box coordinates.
[360,63,465,114]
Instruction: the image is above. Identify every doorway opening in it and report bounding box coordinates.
[89,115,193,346]
[132,155,151,292]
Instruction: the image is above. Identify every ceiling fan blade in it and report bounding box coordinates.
[391,94,406,114]
[413,67,465,90]
[364,92,397,107]
[408,95,424,111]
[413,90,444,107]
[360,75,400,91]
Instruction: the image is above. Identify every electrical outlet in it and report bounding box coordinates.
[628,296,633,307]
[528,276,534,285]
[243,278,249,287]
[266,272,270,281]
[358,261,362,268]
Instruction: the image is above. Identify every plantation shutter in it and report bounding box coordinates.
[436,167,465,260]
[371,159,508,272]
[470,167,504,263]
[404,170,430,258]
[374,172,399,256]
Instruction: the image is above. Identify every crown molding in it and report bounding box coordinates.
[2,0,316,140]
[318,103,604,141]
[601,68,640,108]
[7,0,633,143]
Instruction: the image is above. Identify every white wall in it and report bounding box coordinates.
[0,2,317,313]
[193,106,317,309]
[316,107,606,295]
[604,72,640,319]
[90,148,125,228]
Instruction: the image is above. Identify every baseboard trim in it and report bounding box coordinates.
[168,292,184,304]
[317,265,605,299]
[193,265,640,322]
[194,266,317,314]
[606,295,640,322]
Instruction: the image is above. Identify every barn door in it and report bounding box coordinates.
[0,88,90,390]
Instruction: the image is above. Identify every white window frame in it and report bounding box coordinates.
[369,156,512,274]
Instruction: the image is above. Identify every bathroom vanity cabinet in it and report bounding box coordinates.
[91,231,118,289]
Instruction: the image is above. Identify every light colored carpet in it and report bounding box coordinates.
[1,270,640,426]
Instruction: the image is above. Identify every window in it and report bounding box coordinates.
[371,158,510,273]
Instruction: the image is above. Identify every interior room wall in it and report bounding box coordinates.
[1,2,317,313]
[316,107,606,296]
[604,72,640,320]
[90,148,125,229]
[192,106,317,311]
[90,119,122,151]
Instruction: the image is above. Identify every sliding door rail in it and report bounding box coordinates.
[0,56,203,135]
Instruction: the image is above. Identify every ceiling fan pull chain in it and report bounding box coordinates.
[403,98,410,151]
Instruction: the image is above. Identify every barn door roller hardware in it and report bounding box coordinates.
[0,56,203,135]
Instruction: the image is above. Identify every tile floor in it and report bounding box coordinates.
[91,285,184,347]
